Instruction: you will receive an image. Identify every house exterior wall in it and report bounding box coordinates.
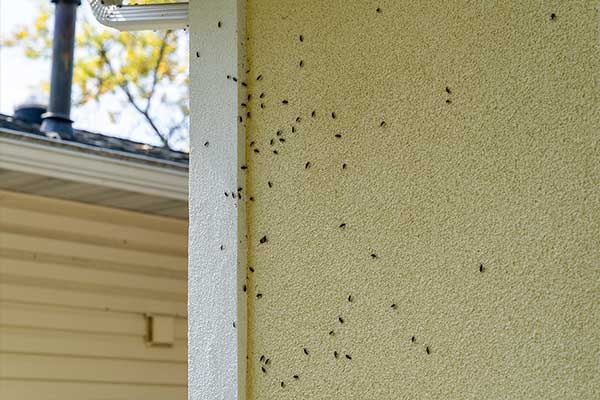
[0,190,188,399]
[189,1,600,399]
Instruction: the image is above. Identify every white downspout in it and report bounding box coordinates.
[87,0,188,31]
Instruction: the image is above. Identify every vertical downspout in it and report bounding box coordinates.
[40,0,80,140]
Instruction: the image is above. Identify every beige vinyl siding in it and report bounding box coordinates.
[0,190,188,399]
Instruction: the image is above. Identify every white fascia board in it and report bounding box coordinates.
[0,135,188,201]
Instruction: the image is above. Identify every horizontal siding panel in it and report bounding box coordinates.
[0,273,185,303]
[0,248,186,280]
[0,353,187,385]
[0,189,188,235]
[0,282,187,317]
[0,379,186,400]
[0,206,187,255]
[0,258,187,295]
[0,302,187,339]
[0,232,187,272]
[0,327,186,363]
[0,190,188,397]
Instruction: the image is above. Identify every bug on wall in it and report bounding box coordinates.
[282,100,289,104]
[281,382,285,388]
[249,197,255,201]
[335,134,342,138]
[217,21,222,28]
[261,366,266,373]
[256,293,263,299]
[260,355,265,362]
[299,60,304,67]
[257,74,263,81]
[276,130,282,136]
[241,82,247,87]
[195,51,200,58]
[265,358,271,365]
[329,330,335,336]
[339,223,346,228]
[241,103,247,107]
[254,149,260,154]
[204,141,209,147]
[232,77,238,82]
[261,103,265,109]
[279,138,285,143]
[348,294,353,302]
[380,121,386,127]
[299,34,304,42]
[550,13,556,20]
[331,112,337,119]
[411,336,416,342]
[446,99,451,104]
[250,141,255,146]
[338,317,344,323]
[273,150,279,155]
[233,322,236,328]
[220,245,224,250]
[296,117,301,122]
[260,93,265,98]
[227,75,231,79]
[224,192,229,197]
[371,253,378,259]
[291,126,296,133]
[445,86,451,94]
[376,7,381,13]
[342,163,347,169]
[293,375,299,380]
[305,162,311,169]
[479,263,484,272]
[270,139,274,146]
[334,351,339,358]
[243,284,247,292]
[303,347,309,355]
[259,236,268,244]
[239,116,242,123]
[311,110,316,117]
[426,346,430,354]
[249,267,255,272]
[391,304,397,309]
[268,181,273,188]
[345,354,352,360]
[241,165,247,170]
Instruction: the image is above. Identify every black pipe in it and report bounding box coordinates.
[40,0,81,140]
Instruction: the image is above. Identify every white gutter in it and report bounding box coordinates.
[0,133,188,201]
[87,0,188,31]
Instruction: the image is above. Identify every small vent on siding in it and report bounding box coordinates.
[146,315,175,347]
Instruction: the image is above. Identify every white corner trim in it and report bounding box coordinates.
[87,0,189,31]
[0,135,188,201]
[188,0,247,399]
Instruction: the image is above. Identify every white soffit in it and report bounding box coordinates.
[0,134,188,201]
[87,0,189,31]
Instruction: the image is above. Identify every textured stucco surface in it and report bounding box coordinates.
[240,1,600,399]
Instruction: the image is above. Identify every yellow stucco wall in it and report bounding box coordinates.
[243,1,599,399]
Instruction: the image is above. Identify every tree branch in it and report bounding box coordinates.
[98,45,169,147]
[145,30,171,114]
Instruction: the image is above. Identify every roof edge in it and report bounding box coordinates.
[0,130,188,201]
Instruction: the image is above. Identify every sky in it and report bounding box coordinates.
[0,0,189,150]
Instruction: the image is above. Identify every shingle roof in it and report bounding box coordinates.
[0,113,189,168]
